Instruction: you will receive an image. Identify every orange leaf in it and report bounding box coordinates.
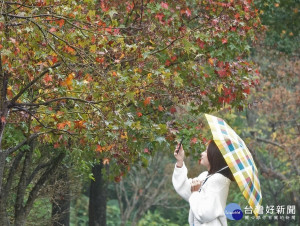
[57,19,65,28]
[158,105,164,111]
[1,116,6,123]
[143,97,151,106]
[208,58,214,66]
[96,145,103,152]
[137,112,143,117]
[121,132,128,139]
[57,122,66,130]
[74,120,86,129]
[61,73,74,88]
[103,158,110,165]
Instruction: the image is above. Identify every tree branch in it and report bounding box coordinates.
[24,151,66,217]
[249,147,300,212]
[13,96,111,107]
[4,133,40,155]
[256,137,285,149]
[10,63,61,104]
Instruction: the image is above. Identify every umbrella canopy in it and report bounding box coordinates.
[205,114,262,217]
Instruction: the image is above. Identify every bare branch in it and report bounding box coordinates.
[256,137,285,149]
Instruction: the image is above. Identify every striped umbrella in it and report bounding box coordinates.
[205,114,262,217]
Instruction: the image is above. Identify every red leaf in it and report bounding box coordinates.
[54,143,60,148]
[186,8,192,17]
[191,137,197,144]
[100,0,109,12]
[52,56,58,64]
[234,13,240,20]
[217,69,227,77]
[49,27,56,33]
[114,175,122,182]
[161,2,168,9]
[171,55,177,61]
[222,38,228,44]
[196,38,205,49]
[170,107,177,114]
[137,112,143,117]
[243,87,250,94]
[165,59,171,66]
[44,73,52,83]
[155,13,165,22]
[126,2,134,12]
[96,57,105,63]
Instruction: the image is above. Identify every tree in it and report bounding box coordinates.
[254,0,299,54]
[0,0,262,224]
[114,152,170,226]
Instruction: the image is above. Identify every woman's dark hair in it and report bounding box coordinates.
[207,140,235,181]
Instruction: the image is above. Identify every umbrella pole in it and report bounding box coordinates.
[176,137,184,154]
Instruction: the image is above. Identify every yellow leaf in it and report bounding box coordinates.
[62,73,74,88]
[217,84,223,93]
[121,132,128,139]
[90,45,97,53]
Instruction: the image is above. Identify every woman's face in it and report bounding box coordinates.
[200,148,210,170]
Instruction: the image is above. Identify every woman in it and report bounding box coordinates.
[172,140,234,226]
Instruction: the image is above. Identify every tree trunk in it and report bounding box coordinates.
[52,166,71,226]
[89,162,108,226]
[14,145,33,226]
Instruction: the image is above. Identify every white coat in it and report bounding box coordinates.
[172,162,231,226]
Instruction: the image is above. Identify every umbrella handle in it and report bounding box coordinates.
[176,137,184,154]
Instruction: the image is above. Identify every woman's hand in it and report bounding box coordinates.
[191,178,202,192]
[174,143,184,167]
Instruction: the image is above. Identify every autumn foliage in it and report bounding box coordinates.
[0,0,262,223]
